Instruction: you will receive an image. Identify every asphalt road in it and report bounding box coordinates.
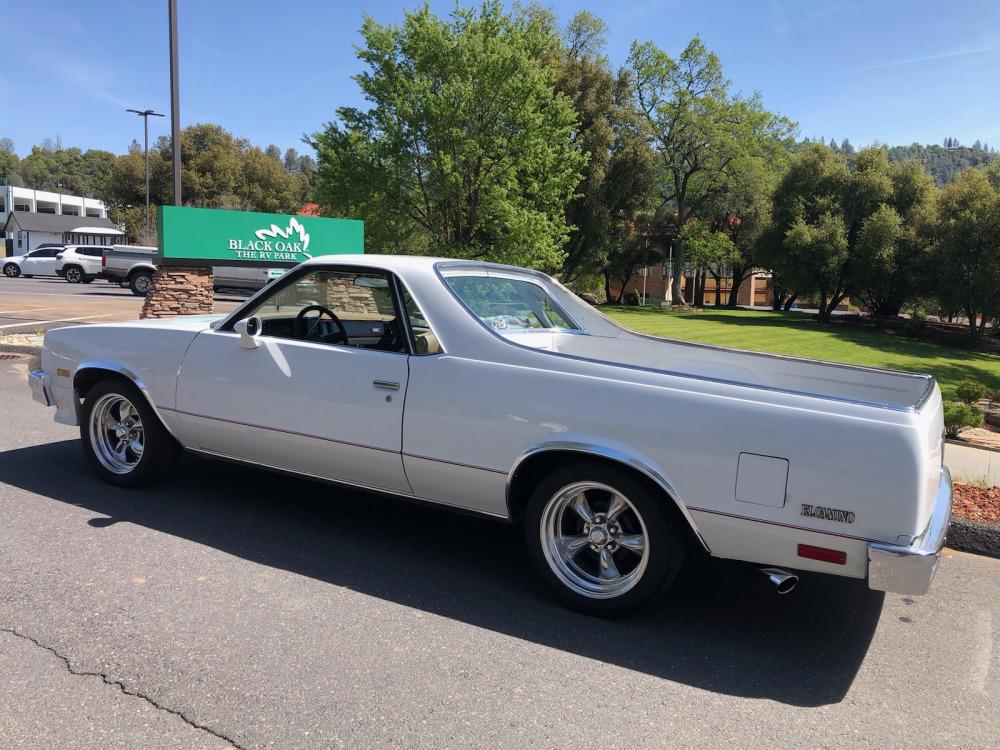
[0,276,244,334]
[0,361,997,749]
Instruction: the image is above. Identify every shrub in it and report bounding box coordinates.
[955,380,988,404]
[943,401,985,438]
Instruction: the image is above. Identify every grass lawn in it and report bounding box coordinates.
[601,306,1000,401]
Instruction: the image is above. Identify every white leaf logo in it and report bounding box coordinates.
[255,217,311,258]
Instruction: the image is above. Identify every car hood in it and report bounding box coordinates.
[107,314,228,332]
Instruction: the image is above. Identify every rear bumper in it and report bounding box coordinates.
[867,467,952,595]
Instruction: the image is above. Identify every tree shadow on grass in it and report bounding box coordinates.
[0,438,885,708]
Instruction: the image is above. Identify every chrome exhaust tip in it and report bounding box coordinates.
[760,567,798,594]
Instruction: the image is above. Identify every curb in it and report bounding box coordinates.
[947,517,1000,559]
[0,343,42,356]
[946,438,1000,455]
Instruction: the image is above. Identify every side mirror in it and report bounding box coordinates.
[234,316,262,349]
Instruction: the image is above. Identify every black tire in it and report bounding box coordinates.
[3,263,20,278]
[523,462,684,616]
[129,270,153,297]
[80,378,180,487]
[64,265,83,283]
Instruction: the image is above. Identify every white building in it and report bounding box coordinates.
[1,185,123,255]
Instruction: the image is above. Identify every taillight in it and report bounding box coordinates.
[102,255,106,268]
[797,544,846,565]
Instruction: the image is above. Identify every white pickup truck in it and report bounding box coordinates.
[100,245,283,296]
[30,255,952,615]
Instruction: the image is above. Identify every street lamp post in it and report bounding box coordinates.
[168,0,181,207]
[125,108,164,236]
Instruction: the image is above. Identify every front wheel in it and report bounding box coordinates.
[524,463,684,616]
[80,379,180,486]
[64,266,83,283]
[3,263,20,278]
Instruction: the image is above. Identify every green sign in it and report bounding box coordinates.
[157,206,363,267]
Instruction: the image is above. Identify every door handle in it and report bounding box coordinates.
[372,380,400,391]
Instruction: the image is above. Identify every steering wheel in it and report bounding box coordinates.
[294,304,349,344]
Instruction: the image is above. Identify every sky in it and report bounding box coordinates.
[1,0,999,158]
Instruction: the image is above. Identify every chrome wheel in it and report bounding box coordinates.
[540,481,650,599]
[88,393,144,474]
[65,267,82,283]
[133,274,150,293]
[3,263,20,278]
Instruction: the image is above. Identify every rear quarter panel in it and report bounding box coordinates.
[404,350,928,580]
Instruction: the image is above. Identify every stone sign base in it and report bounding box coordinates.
[140,266,214,318]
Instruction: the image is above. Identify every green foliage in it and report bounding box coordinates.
[680,219,740,275]
[928,169,1000,338]
[2,126,312,240]
[943,401,985,438]
[887,143,998,185]
[310,2,585,268]
[627,36,795,304]
[956,380,988,404]
[554,12,656,284]
[763,144,934,320]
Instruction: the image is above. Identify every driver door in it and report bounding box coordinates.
[173,266,412,495]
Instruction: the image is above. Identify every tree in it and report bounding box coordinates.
[680,219,740,306]
[602,215,663,303]
[849,159,934,316]
[841,138,855,155]
[699,152,781,307]
[310,2,585,267]
[265,144,282,161]
[628,36,794,304]
[763,143,934,320]
[0,138,19,185]
[929,168,1000,339]
[553,11,656,285]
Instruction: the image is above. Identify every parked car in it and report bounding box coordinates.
[2,244,64,278]
[29,255,952,615]
[55,245,107,283]
[101,244,282,296]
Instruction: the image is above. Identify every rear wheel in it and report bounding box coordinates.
[524,463,684,616]
[2,263,20,278]
[80,379,179,487]
[129,270,153,296]
[64,265,83,283]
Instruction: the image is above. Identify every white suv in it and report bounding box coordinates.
[56,245,106,284]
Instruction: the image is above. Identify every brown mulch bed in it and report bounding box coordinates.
[952,483,1000,524]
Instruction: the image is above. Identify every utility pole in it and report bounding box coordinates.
[125,108,164,235]
[168,0,181,206]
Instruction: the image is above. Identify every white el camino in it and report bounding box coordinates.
[30,255,952,615]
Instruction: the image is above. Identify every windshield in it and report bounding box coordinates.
[445,275,579,332]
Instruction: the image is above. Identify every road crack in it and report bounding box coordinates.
[1,625,244,749]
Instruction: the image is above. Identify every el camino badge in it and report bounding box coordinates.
[801,504,856,524]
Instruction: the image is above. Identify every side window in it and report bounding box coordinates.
[400,286,441,355]
[243,269,406,353]
[445,275,579,332]
[38,248,59,257]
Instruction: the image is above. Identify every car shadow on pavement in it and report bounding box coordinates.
[0,440,884,708]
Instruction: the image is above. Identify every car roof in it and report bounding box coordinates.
[297,253,551,281]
